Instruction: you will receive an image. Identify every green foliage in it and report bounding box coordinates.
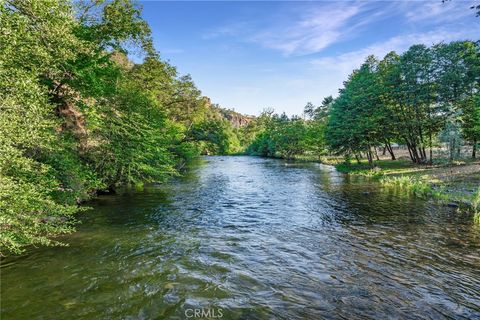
[85,80,178,186]
[0,85,86,253]
[460,93,480,157]
[326,56,387,166]
[472,187,480,213]
[0,0,242,255]
[474,212,480,225]
[439,118,464,161]
[0,19,85,253]
[0,174,80,254]
[246,111,327,159]
[326,41,480,165]
[190,118,241,155]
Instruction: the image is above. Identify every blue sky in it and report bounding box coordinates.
[140,1,479,116]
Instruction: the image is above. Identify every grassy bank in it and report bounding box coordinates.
[335,159,480,215]
[244,152,479,216]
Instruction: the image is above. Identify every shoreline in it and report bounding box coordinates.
[246,154,480,215]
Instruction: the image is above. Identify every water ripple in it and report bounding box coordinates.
[2,156,479,319]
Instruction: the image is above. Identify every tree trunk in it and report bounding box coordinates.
[406,142,415,163]
[354,153,361,164]
[374,147,380,161]
[367,147,374,168]
[449,140,454,161]
[410,141,421,164]
[407,136,421,164]
[473,139,477,159]
[385,141,396,160]
[418,123,427,163]
[368,153,373,168]
[429,132,433,164]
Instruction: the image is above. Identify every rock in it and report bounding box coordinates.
[212,104,254,128]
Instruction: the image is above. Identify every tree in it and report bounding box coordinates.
[0,0,211,254]
[0,0,91,253]
[326,56,388,167]
[460,94,480,158]
[434,41,480,158]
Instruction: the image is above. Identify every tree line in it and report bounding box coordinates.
[247,41,480,167]
[1,0,478,255]
[0,0,242,254]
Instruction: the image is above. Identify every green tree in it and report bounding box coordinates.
[326,56,386,167]
[433,41,480,158]
[0,0,88,253]
[0,0,186,254]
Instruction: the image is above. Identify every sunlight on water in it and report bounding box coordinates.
[2,156,479,319]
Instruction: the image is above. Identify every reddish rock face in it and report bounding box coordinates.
[222,111,254,127]
[201,96,255,127]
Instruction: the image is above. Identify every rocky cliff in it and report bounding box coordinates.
[218,108,254,127]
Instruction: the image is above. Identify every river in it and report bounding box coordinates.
[1,156,479,319]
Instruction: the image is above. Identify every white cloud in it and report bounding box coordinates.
[404,0,474,23]
[250,3,363,55]
[201,2,390,56]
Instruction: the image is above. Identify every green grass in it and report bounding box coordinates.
[474,212,480,224]
[380,176,432,197]
[335,160,419,181]
[379,175,450,200]
[472,187,480,212]
[337,158,480,223]
[472,188,480,224]
[335,159,415,174]
[291,155,479,222]
[379,172,480,226]
[256,153,344,165]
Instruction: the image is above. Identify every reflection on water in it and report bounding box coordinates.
[2,156,480,319]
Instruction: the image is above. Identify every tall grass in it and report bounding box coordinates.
[472,187,480,224]
[472,187,480,212]
[383,177,480,223]
[380,176,433,197]
[474,212,480,224]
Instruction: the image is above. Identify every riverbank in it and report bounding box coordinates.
[334,158,480,214]
[250,153,480,214]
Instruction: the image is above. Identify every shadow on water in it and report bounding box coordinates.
[2,156,480,319]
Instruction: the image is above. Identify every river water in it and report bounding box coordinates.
[2,156,480,319]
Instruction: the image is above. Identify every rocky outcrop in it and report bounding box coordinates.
[202,98,254,127]
[220,109,253,127]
